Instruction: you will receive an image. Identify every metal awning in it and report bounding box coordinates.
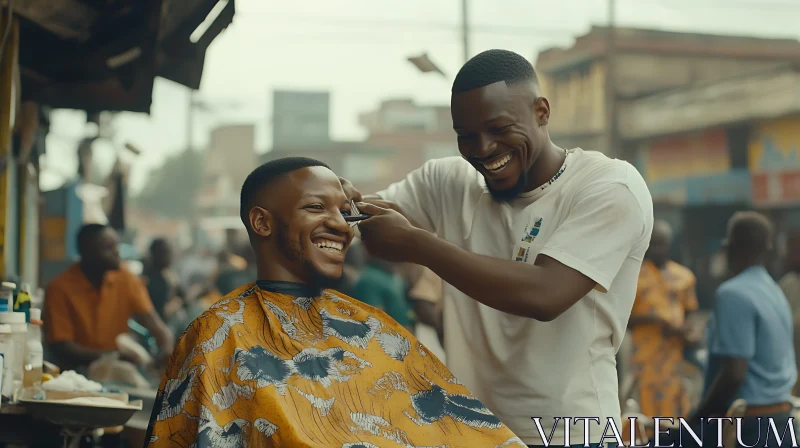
[12,0,235,113]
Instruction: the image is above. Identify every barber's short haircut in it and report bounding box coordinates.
[452,49,539,94]
[727,211,773,254]
[77,223,109,256]
[239,157,330,233]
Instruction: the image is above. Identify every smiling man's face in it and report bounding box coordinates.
[266,166,354,287]
[451,81,547,201]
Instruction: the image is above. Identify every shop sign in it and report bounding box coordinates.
[752,170,800,206]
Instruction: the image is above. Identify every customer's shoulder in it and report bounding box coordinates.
[180,284,260,339]
[206,283,259,310]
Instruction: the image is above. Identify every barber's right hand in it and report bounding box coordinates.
[359,199,420,229]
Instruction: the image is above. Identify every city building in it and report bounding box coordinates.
[536,26,800,304]
[358,98,459,188]
[263,92,460,195]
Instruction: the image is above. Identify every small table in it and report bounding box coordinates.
[1,397,143,448]
[0,404,68,446]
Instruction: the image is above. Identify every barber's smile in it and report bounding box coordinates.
[474,151,516,177]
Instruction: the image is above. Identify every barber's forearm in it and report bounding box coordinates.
[407,229,556,320]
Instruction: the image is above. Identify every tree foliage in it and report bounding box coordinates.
[132,149,205,218]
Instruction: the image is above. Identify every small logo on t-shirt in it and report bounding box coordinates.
[515,246,529,262]
[521,218,543,243]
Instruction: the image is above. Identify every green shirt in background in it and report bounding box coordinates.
[351,264,414,327]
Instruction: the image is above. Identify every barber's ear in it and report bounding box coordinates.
[249,207,272,238]
[533,96,550,126]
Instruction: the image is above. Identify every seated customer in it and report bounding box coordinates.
[145,157,524,447]
[44,224,174,371]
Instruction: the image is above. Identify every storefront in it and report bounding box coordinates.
[669,171,752,309]
[640,128,750,308]
[747,114,800,277]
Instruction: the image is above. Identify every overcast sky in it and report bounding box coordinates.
[40,0,800,192]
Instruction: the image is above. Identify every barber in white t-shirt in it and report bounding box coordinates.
[348,49,654,447]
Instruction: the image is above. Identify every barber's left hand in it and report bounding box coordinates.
[339,177,362,202]
[356,202,419,263]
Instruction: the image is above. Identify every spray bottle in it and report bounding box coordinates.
[23,308,43,389]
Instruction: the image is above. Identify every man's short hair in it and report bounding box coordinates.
[77,223,108,256]
[728,211,773,255]
[149,238,169,254]
[452,49,538,94]
[239,157,330,233]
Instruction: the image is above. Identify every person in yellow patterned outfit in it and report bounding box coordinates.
[629,220,700,419]
[145,157,524,447]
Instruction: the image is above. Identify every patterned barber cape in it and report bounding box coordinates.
[145,281,524,447]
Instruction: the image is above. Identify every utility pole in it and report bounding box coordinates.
[605,0,618,158]
[186,88,195,151]
[460,0,469,63]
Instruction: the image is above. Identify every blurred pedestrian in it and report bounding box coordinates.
[778,229,800,395]
[686,211,796,448]
[629,220,701,419]
[349,254,414,333]
[142,238,185,321]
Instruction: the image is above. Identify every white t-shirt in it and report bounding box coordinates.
[376,148,654,445]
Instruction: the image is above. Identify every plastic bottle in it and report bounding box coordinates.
[14,283,31,322]
[0,324,11,406]
[0,282,26,402]
[23,308,43,389]
[0,282,11,313]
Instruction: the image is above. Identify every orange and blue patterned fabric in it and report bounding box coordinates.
[630,260,698,418]
[145,281,524,447]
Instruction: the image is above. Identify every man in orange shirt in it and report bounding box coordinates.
[629,220,701,419]
[44,224,174,370]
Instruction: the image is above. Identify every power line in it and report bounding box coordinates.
[226,31,571,48]
[239,0,800,22]
[652,0,799,11]
[224,0,800,49]
[233,16,579,37]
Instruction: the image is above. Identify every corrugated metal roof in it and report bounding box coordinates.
[536,26,800,74]
[12,0,235,113]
